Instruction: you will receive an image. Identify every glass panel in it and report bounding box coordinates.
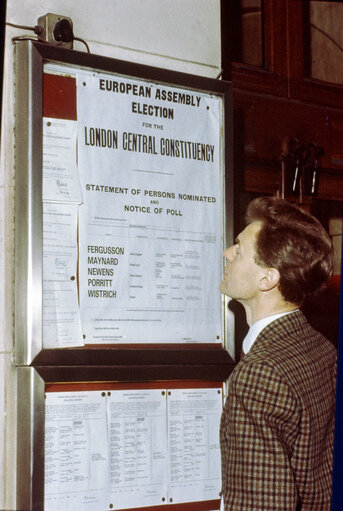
[303,1,343,85]
[231,0,264,67]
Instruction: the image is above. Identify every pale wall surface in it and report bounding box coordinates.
[0,1,221,508]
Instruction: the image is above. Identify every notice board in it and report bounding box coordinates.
[44,381,223,511]
[14,41,234,511]
[17,369,227,511]
[43,62,224,347]
[15,41,233,364]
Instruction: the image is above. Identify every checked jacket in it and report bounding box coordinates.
[220,310,337,510]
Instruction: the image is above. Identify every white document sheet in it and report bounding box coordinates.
[43,117,82,203]
[75,69,224,344]
[167,387,222,504]
[107,389,168,509]
[44,391,109,511]
[43,202,83,348]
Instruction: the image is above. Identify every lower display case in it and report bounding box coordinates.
[17,368,229,511]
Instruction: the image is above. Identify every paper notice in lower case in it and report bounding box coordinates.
[43,202,84,348]
[107,389,168,509]
[167,387,222,504]
[44,392,109,511]
[45,387,222,510]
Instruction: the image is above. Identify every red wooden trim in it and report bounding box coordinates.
[43,73,77,120]
[285,0,343,109]
[289,79,343,110]
[83,343,223,350]
[45,380,223,393]
[264,0,288,78]
[231,64,287,97]
[107,501,220,511]
[330,275,341,293]
[229,0,288,97]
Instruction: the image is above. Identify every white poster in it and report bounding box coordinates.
[167,388,222,504]
[42,117,82,203]
[44,391,109,511]
[107,389,168,509]
[76,69,224,344]
[43,202,83,348]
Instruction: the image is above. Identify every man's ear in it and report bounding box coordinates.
[259,268,280,292]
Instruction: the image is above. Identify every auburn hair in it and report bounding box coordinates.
[246,196,334,306]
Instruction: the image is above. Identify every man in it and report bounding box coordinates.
[220,196,337,510]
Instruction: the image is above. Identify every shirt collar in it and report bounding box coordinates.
[242,310,299,355]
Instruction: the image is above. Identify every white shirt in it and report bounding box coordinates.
[242,310,299,355]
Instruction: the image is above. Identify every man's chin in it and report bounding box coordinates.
[220,281,232,297]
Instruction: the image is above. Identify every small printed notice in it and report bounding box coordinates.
[44,386,222,510]
[167,388,222,503]
[43,202,83,348]
[107,389,168,509]
[44,391,109,511]
[43,117,82,203]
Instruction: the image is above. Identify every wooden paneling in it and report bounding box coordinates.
[222,0,343,201]
[233,90,343,200]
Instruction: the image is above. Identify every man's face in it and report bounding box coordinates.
[220,221,264,302]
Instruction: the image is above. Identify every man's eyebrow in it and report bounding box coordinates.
[235,237,240,244]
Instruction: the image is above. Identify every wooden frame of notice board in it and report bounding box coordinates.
[14,40,235,376]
